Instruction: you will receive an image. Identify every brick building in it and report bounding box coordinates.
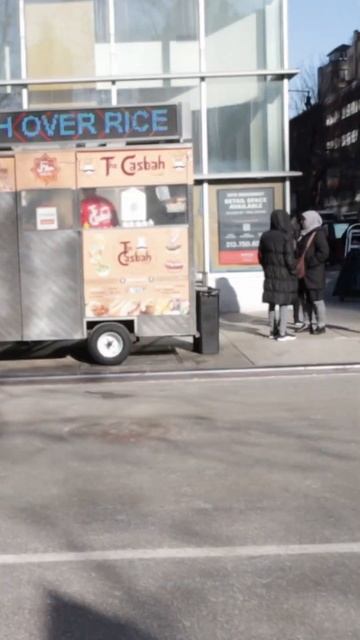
[291,30,360,220]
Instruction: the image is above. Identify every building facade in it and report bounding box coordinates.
[0,0,295,312]
[318,32,360,218]
[291,31,360,223]
[290,104,324,213]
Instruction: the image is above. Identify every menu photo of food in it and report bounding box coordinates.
[89,299,110,318]
[88,235,112,278]
[86,288,189,319]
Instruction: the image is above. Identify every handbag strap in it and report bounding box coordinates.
[301,231,316,259]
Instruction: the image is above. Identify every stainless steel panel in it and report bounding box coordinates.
[137,315,195,338]
[0,193,22,340]
[20,231,84,340]
[187,184,197,335]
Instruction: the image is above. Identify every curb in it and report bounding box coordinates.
[1,363,360,385]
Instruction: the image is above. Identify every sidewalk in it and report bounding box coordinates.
[217,300,360,368]
[174,295,360,370]
[0,296,359,379]
[0,270,358,377]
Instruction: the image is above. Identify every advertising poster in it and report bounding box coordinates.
[83,227,190,318]
[218,187,274,266]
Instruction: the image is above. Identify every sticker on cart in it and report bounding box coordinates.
[121,187,146,225]
[36,206,58,230]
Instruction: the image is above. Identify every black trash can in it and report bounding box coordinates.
[193,287,220,354]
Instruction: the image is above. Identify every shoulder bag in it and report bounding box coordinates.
[296,231,316,279]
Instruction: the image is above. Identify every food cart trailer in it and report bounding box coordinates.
[0,104,218,365]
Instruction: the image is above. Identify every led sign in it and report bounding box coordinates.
[0,105,180,145]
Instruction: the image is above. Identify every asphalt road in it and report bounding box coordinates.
[1,372,360,639]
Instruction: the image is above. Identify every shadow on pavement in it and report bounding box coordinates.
[0,341,77,361]
[215,277,240,313]
[220,313,267,326]
[220,314,267,337]
[47,591,159,640]
[0,338,184,364]
[131,337,193,355]
[327,324,360,335]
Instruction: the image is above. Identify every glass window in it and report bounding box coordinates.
[94,0,110,43]
[24,0,96,79]
[0,0,21,81]
[80,186,189,228]
[206,0,283,72]
[28,85,111,109]
[19,189,76,231]
[112,0,199,74]
[207,77,284,173]
[0,88,22,110]
[116,80,202,173]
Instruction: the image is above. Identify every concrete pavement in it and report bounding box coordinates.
[0,295,359,378]
[0,266,359,377]
[1,373,360,638]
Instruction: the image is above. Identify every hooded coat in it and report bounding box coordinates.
[259,210,297,305]
[297,210,329,291]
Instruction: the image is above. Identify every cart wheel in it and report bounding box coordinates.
[87,323,132,366]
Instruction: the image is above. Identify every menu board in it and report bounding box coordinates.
[83,227,189,318]
[218,187,274,266]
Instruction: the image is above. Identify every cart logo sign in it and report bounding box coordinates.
[31,154,60,185]
[117,240,152,267]
[101,154,166,177]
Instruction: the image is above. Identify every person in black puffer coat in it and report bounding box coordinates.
[296,210,329,334]
[259,209,297,341]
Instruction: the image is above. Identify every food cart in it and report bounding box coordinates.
[0,104,207,365]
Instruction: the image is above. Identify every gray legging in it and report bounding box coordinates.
[302,296,326,329]
[313,299,326,329]
[269,304,288,336]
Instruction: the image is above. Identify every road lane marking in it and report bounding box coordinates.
[2,542,360,565]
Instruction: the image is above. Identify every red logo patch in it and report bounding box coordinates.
[31,154,60,185]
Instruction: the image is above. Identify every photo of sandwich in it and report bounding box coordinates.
[165,259,184,271]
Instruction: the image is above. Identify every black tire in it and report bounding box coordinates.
[87,323,132,366]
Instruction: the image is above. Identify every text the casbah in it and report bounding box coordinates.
[101,155,166,177]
